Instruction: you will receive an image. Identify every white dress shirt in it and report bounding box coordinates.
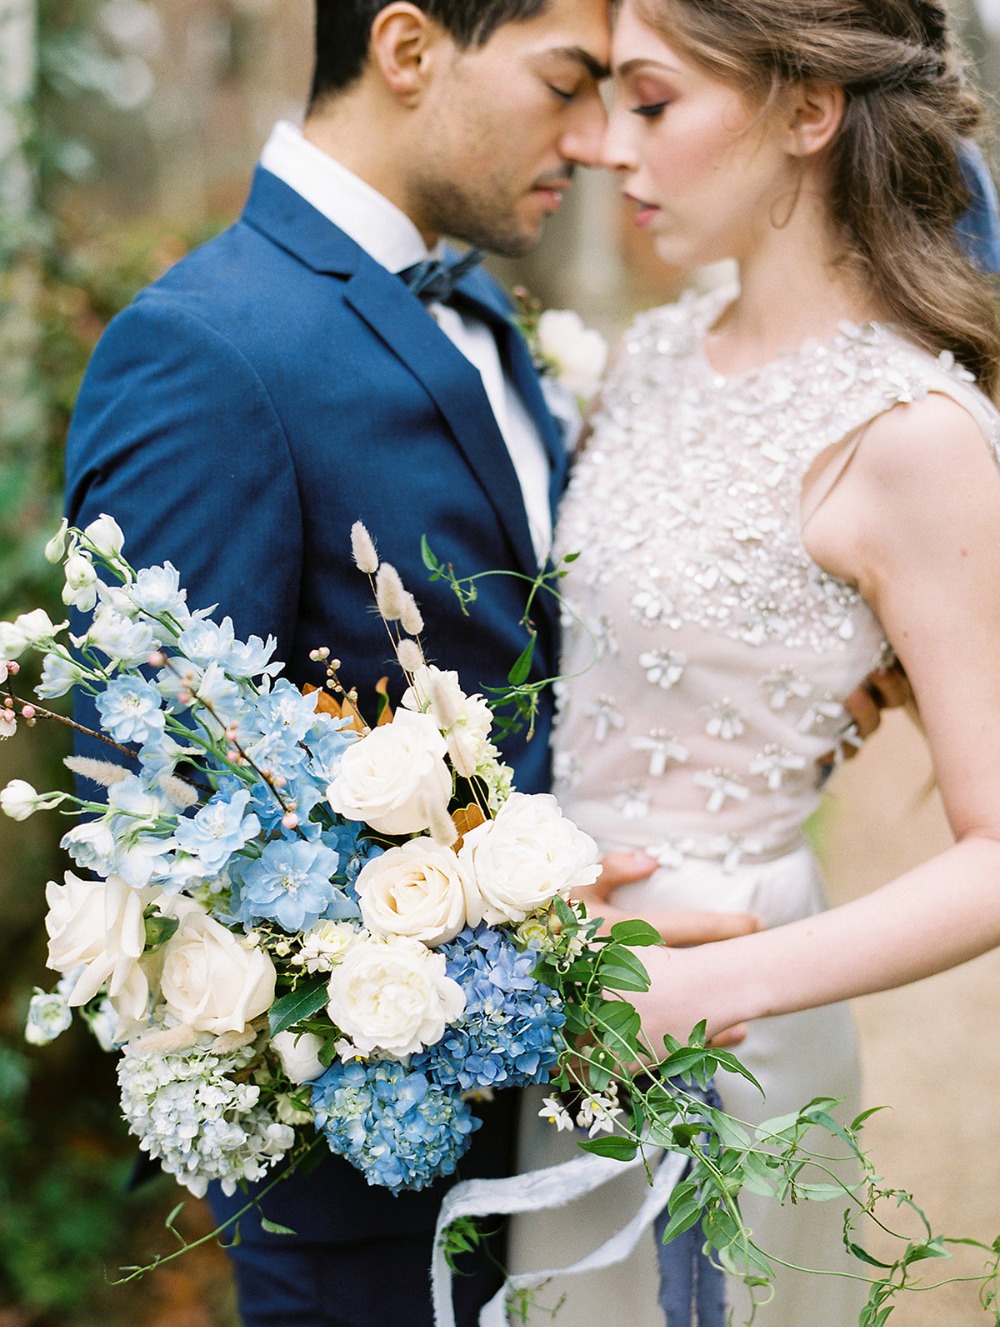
[260,121,553,562]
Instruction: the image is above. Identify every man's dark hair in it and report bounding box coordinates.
[309,0,552,108]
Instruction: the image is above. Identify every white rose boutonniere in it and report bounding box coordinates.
[513,287,608,405]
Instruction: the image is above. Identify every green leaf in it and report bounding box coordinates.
[578,1135,640,1161]
[259,1217,298,1236]
[608,919,663,947]
[846,1242,894,1271]
[268,978,330,1037]
[507,634,537,686]
[598,946,651,992]
[420,534,439,571]
[660,1202,703,1245]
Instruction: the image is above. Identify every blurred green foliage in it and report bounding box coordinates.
[0,4,228,1320]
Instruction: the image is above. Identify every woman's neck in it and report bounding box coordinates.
[703,189,877,377]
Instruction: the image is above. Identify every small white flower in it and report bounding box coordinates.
[576,1087,623,1139]
[44,519,70,563]
[25,989,73,1045]
[2,780,68,820]
[0,609,67,660]
[82,513,126,561]
[292,921,362,974]
[538,1095,574,1132]
[61,551,99,611]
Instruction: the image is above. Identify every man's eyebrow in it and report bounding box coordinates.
[548,45,611,80]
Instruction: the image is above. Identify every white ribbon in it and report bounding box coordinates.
[431,1146,688,1327]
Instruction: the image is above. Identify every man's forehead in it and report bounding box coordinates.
[487,0,611,75]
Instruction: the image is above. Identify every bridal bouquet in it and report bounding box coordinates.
[7,518,1000,1319]
[0,516,664,1204]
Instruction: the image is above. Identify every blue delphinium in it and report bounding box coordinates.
[95,674,166,745]
[412,926,565,1093]
[170,787,261,875]
[311,1061,480,1194]
[233,837,357,932]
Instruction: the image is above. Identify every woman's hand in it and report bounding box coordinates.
[583,851,760,1047]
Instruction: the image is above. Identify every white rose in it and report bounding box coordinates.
[459,792,601,925]
[536,309,608,400]
[159,904,276,1036]
[45,872,150,1021]
[271,1029,326,1084]
[326,935,465,1057]
[83,513,126,560]
[355,837,473,947]
[401,665,494,776]
[326,708,452,836]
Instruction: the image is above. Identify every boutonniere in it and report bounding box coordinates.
[512,286,608,405]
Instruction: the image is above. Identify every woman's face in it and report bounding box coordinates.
[603,0,798,269]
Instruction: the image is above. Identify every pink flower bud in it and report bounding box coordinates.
[282,813,299,831]
[20,705,35,721]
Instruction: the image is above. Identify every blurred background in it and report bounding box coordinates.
[0,2,998,1324]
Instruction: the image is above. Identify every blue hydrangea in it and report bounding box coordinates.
[311,1060,480,1193]
[412,926,565,1093]
[95,674,166,744]
[233,836,357,932]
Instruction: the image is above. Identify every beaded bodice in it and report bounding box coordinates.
[553,287,1000,871]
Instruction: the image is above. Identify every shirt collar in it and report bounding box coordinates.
[259,120,435,274]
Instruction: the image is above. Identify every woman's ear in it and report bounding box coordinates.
[369,2,441,105]
[784,81,845,158]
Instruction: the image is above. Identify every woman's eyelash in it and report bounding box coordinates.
[631,101,669,117]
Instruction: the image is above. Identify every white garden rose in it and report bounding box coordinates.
[355,837,473,947]
[326,708,452,836]
[536,309,608,400]
[271,1029,326,1084]
[401,665,494,776]
[160,902,276,1036]
[326,935,465,1057]
[45,871,150,1021]
[459,792,601,925]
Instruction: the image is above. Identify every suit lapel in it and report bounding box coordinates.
[242,170,542,581]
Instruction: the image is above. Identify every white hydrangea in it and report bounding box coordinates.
[117,1041,295,1198]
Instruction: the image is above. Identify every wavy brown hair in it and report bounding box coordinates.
[634,0,1000,399]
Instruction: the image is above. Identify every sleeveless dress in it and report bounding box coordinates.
[509,287,1000,1326]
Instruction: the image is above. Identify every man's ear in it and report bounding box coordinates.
[369,3,443,106]
[784,81,845,158]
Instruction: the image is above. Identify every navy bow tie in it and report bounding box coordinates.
[398,248,485,304]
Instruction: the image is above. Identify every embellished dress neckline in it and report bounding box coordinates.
[551,283,999,873]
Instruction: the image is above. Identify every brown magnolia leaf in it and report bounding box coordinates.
[303,683,367,733]
[452,803,487,850]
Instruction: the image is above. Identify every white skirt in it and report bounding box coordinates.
[508,845,867,1327]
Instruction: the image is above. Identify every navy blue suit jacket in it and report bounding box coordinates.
[65,167,569,1244]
